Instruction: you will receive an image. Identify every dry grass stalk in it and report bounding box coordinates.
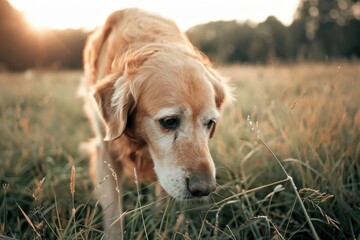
[172,213,184,236]
[32,177,45,201]
[70,165,76,198]
[247,115,320,240]
[70,165,76,217]
[134,166,149,240]
[17,203,41,238]
[104,160,120,193]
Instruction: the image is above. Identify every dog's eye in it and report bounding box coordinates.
[206,119,216,130]
[159,117,180,130]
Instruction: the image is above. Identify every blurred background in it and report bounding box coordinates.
[1,0,360,71]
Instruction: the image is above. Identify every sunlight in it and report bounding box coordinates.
[10,0,300,31]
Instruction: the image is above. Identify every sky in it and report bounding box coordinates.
[10,0,300,31]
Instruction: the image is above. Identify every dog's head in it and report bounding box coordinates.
[89,18,232,199]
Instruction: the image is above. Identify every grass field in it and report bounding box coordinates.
[0,62,359,239]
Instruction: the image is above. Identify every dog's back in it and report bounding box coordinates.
[84,8,191,85]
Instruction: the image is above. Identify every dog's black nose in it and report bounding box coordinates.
[186,176,216,197]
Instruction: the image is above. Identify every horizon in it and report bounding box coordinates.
[9,0,300,31]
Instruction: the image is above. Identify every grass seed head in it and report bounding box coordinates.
[70,165,76,198]
[32,177,45,201]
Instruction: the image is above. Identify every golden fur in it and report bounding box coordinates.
[81,8,232,239]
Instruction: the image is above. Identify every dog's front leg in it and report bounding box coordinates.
[91,140,124,240]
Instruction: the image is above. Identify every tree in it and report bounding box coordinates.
[0,0,89,71]
[0,0,41,70]
[293,0,360,59]
[257,16,287,61]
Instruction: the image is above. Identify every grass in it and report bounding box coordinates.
[0,62,359,239]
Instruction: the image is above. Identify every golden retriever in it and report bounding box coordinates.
[81,8,232,239]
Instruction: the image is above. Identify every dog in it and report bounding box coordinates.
[81,8,232,239]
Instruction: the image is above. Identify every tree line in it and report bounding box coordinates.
[0,0,87,71]
[187,0,360,63]
[1,0,359,71]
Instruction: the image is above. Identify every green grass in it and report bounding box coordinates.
[0,63,359,239]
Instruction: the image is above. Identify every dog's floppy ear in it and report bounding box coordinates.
[208,69,233,139]
[207,68,233,110]
[194,49,233,110]
[92,74,135,141]
[92,46,160,141]
[205,68,233,139]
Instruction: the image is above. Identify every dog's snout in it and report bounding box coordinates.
[186,175,216,197]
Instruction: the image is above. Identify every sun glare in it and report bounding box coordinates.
[23,9,73,30]
[10,0,299,31]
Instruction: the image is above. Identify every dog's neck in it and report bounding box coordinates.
[107,132,156,182]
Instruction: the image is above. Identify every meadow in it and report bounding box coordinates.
[0,62,359,239]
